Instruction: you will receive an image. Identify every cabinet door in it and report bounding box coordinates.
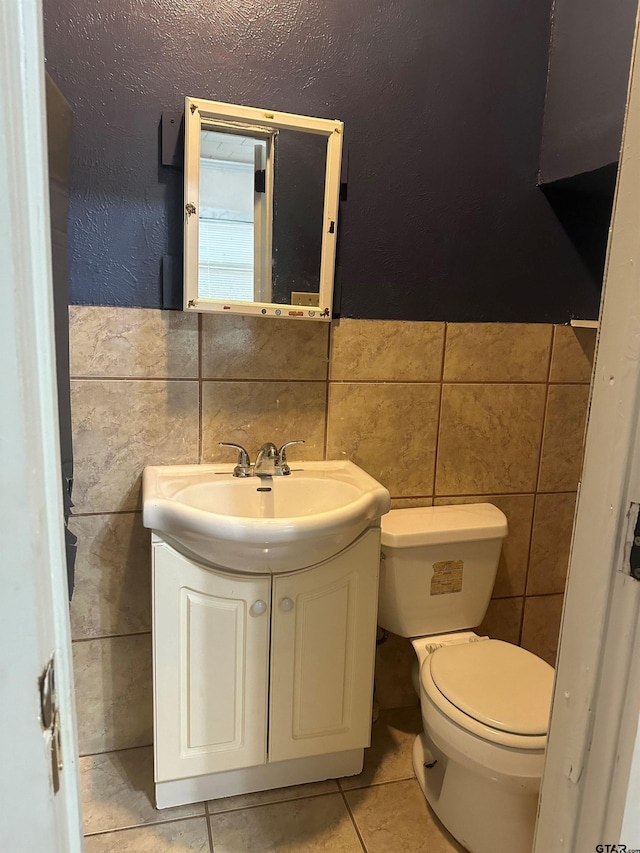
[269,528,380,762]
[153,542,271,782]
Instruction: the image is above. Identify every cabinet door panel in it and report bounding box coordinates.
[269,529,380,762]
[184,588,244,749]
[153,543,270,782]
[293,578,351,735]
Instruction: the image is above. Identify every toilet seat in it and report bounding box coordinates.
[421,640,554,750]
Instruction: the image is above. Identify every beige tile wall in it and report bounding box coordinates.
[68,308,595,754]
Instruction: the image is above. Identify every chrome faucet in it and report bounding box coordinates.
[254,441,279,477]
[255,440,305,476]
[220,439,305,477]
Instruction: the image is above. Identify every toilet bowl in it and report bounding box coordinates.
[378,505,555,853]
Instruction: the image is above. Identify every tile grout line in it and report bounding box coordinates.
[204,800,215,853]
[70,375,200,382]
[71,375,332,384]
[82,812,209,839]
[519,329,556,645]
[323,323,332,460]
[391,489,578,501]
[200,377,329,383]
[78,742,153,759]
[340,789,369,853]
[207,787,346,817]
[72,631,151,644]
[431,323,448,501]
[340,774,416,793]
[72,630,151,644]
[493,590,563,600]
[518,469,541,647]
[326,378,591,386]
[70,509,143,517]
[69,374,592,386]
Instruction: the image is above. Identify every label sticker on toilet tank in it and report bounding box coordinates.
[431,560,463,595]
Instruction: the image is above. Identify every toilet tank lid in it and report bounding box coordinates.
[381,504,508,548]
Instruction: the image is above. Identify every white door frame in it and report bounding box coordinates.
[0,0,82,849]
[534,9,640,851]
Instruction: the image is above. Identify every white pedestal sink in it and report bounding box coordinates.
[143,460,390,573]
[143,460,390,808]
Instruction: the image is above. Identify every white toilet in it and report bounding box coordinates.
[378,504,555,853]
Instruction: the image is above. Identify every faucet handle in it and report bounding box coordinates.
[219,442,252,477]
[277,440,305,474]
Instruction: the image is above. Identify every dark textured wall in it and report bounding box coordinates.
[44,0,603,322]
[540,0,637,184]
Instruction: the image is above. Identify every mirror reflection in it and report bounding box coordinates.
[270,130,326,307]
[184,98,343,321]
[198,128,271,303]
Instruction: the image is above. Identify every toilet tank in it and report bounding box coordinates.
[378,504,508,638]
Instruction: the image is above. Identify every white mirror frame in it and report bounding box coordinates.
[183,97,344,322]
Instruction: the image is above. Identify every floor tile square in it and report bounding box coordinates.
[208,793,362,852]
[208,779,340,815]
[346,779,465,853]
[339,705,422,790]
[83,817,210,852]
[80,746,204,834]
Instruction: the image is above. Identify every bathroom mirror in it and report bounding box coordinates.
[183,97,344,321]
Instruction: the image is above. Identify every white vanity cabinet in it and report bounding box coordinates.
[151,527,380,806]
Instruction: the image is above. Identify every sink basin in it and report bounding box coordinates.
[142,461,390,573]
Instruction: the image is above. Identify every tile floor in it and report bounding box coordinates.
[80,706,466,852]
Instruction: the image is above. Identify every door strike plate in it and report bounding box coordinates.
[39,654,62,793]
